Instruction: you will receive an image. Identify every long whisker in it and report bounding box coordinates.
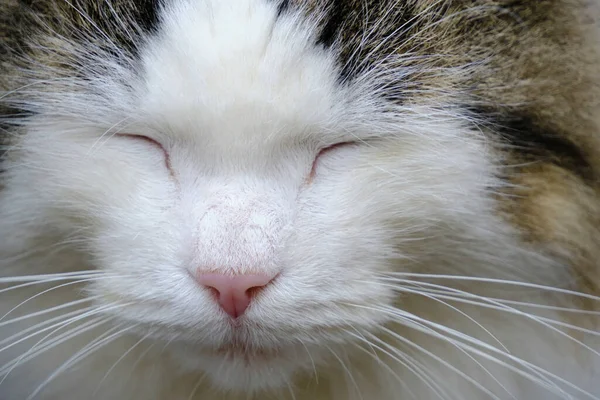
[0,306,99,352]
[121,342,156,384]
[395,283,600,315]
[347,326,381,365]
[379,323,566,400]
[0,271,106,285]
[350,303,555,395]
[186,374,206,400]
[0,316,112,383]
[0,277,115,322]
[395,319,576,399]
[383,315,565,398]
[92,329,155,396]
[297,339,318,384]
[379,273,600,302]
[323,343,364,400]
[0,296,97,328]
[376,279,600,355]
[353,303,593,399]
[345,329,443,400]
[26,323,137,400]
[401,285,600,337]
[285,375,298,400]
[378,323,503,400]
[365,279,509,353]
[379,319,517,400]
[0,302,129,360]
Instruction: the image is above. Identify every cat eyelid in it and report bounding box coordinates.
[316,141,357,157]
[116,133,175,175]
[117,133,165,150]
[308,141,358,181]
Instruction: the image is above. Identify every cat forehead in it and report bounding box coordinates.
[137,0,346,145]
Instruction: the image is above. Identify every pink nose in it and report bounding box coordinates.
[196,273,275,318]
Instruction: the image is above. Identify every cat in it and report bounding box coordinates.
[1,0,600,399]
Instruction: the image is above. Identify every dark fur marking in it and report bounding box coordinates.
[317,0,347,48]
[276,0,290,16]
[471,107,595,183]
[4,0,162,57]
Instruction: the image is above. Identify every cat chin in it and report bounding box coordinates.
[171,344,304,392]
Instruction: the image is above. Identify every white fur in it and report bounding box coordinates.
[1,0,599,399]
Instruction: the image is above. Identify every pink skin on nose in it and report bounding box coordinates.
[197,273,275,318]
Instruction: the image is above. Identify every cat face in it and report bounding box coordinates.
[1,0,505,392]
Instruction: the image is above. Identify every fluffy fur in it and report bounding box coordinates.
[1,0,600,399]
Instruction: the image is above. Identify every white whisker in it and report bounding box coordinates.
[379,324,502,400]
[0,277,114,322]
[364,279,510,353]
[297,339,318,384]
[345,329,442,400]
[0,296,97,328]
[0,271,105,285]
[186,374,206,400]
[121,342,156,384]
[0,307,98,352]
[0,302,129,357]
[380,273,600,302]
[26,323,137,400]
[92,329,154,396]
[352,303,593,399]
[376,279,600,355]
[0,316,112,383]
[323,343,364,400]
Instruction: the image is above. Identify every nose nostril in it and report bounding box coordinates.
[196,272,276,319]
[245,284,265,297]
[206,285,220,298]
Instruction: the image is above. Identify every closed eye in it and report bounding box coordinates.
[308,141,357,181]
[118,133,164,150]
[117,133,173,174]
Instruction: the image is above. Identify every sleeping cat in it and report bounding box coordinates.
[1,0,600,399]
